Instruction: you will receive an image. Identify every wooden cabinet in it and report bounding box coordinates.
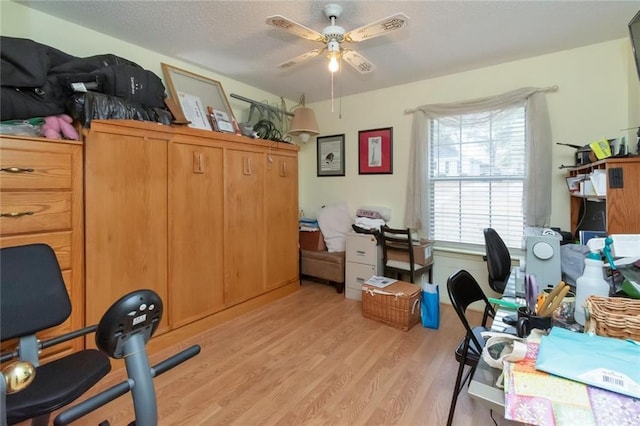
[83,121,299,353]
[265,153,299,291]
[0,136,84,361]
[84,121,171,336]
[567,158,640,236]
[169,136,225,327]
[224,147,266,305]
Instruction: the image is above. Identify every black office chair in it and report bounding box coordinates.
[1,243,111,426]
[483,227,512,293]
[380,225,433,284]
[446,269,495,426]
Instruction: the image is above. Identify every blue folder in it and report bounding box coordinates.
[536,327,640,398]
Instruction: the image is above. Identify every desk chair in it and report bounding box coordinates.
[483,228,511,294]
[380,225,433,284]
[446,269,495,426]
[1,244,111,426]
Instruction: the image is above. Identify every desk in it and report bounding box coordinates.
[468,268,640,426]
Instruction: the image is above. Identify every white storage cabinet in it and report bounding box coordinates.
[345,232,382,300]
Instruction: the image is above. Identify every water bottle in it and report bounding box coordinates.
[574,250,609,326]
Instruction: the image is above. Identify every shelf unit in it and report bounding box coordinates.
[567,157,640,236]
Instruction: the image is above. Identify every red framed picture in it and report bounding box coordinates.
[358,127,393,174]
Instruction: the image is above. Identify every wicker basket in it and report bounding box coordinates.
[584,296,640,341]
[361,281,421,331]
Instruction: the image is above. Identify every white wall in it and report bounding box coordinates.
[0,1,292,123]
[628,38,640,147]
[4,1,639,301]
[300,39,638,299]
[302,39,636,229]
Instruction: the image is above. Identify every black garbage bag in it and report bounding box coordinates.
[67,92,172,128]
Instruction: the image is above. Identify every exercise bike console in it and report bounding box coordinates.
[96,289,162,359]
[54,290,200,426]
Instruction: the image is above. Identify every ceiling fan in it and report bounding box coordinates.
[265,4,409,74]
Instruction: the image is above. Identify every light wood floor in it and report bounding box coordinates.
[50,280,518,425]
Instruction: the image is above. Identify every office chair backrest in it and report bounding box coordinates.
[0,244,72,341]
[483,228,511,293]
[447,269,495,350]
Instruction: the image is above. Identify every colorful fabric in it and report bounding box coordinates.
[504,342,640,425]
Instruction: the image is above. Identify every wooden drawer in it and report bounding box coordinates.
[0,147,72,190]
[0,192,72,235]
[0,231,72,270]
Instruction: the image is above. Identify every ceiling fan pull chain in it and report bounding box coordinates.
[331,71,335,113]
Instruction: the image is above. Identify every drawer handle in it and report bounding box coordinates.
[0,211,34,218]
[356,277,365,282]
[1,167,35,173]
[356,250,366,255]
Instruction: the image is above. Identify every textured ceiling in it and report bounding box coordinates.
[15,1,640,103]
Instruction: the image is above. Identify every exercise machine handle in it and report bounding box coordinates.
[53,345,201,426]
[152,345,201,377]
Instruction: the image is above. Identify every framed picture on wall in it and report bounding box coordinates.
[317,134,345,177]
[358,127,393,174]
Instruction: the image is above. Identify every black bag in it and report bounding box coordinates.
[1,37,76,120]
[1,36,166,120]
[92,65,166,108]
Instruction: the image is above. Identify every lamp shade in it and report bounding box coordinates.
[289,107,319,142]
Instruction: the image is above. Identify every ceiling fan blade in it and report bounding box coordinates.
[265,15,324,42]
[278,48,326,70]
[344,12,409,43]
[342,49,375,74]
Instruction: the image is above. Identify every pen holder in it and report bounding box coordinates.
[542,288,575,323]
[517,306,552,338]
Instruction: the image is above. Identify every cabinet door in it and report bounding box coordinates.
[606,160,640,234]
[169,142,225,327]
[224,148,265,305]
[265,153,299,290]
[85,129,169,335]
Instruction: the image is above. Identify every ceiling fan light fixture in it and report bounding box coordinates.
[266,5,409,79]
[289,106,319,143]
[327,51,341,73]
[327,39,341,73]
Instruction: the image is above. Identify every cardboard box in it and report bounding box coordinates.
[361,280,422,331]
[386,239,433,266]
[299,230,326,251]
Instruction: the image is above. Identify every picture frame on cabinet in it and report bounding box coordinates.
[317,134,345,177]
[161,63,236,131]
[358,127,393,175]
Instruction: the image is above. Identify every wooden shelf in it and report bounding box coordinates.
[567,157,640,236]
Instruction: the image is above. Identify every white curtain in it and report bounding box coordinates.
[404,86,556,234]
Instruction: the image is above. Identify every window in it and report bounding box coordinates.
[428,106,526,248]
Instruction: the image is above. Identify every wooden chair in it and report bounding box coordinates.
[379,225,433,284]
